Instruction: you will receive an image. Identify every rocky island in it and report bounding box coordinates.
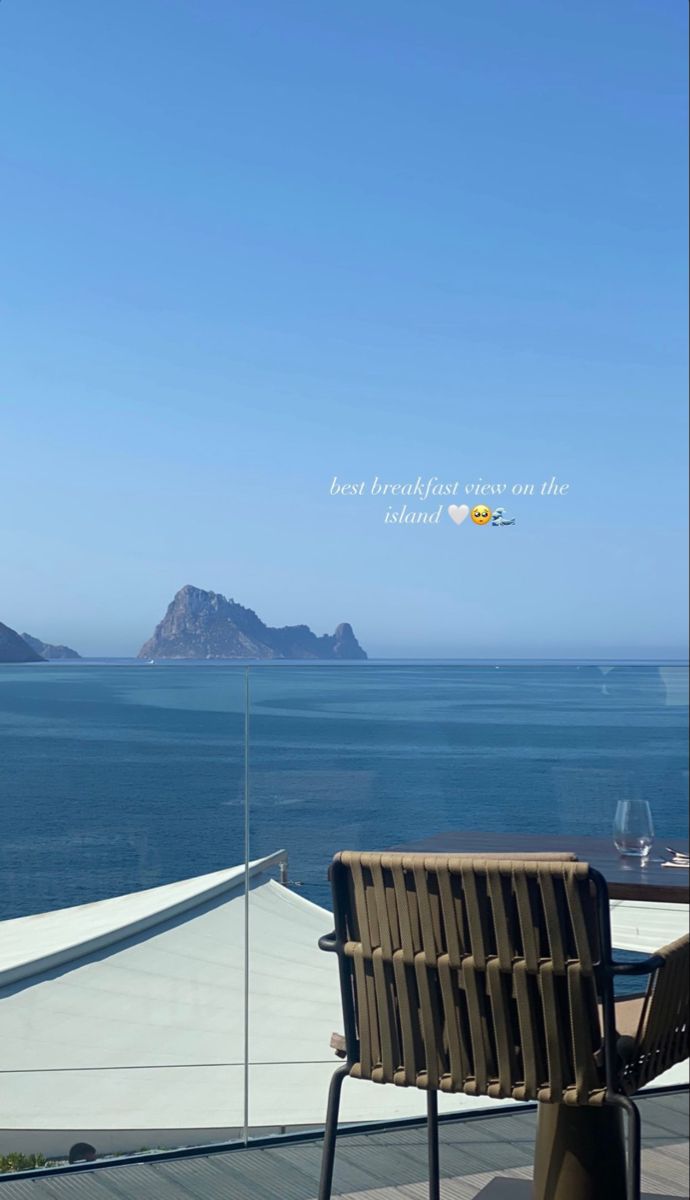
[138,585,368,660]
[0,622,45,663]
[22,634,81,660]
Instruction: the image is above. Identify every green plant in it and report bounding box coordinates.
[0,1152,46,1173]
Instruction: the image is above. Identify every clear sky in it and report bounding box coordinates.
[1,0,688,658]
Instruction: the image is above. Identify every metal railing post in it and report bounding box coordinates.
[242,667,251,1147]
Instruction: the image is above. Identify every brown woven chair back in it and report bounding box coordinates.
[330,851,612,1105]
[621,932,690,1094]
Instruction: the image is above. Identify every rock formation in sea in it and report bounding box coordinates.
[138,585,368,661]
[22,634,82,660]
[0,622,45,663]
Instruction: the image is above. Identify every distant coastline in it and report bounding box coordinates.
[5,656,688,667]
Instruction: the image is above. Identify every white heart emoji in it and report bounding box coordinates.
[447,504,470,526]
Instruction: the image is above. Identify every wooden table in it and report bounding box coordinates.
[395,830,690,904]
[394,830,689,1200]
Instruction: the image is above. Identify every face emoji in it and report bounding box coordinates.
[471,505,492,526]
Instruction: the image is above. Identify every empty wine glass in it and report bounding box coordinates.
[613,799,654,859]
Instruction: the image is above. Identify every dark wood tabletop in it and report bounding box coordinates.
[393,830,690,904]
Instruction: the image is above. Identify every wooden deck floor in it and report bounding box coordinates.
[0,1090,687,1199]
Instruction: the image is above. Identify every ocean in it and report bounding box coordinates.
[0,661,687,920]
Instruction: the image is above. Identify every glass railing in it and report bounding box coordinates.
[245,661,690,1135]
[0,662,249,1167]
[0,660,688,1171]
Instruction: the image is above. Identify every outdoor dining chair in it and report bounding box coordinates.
[317,851,689,1200]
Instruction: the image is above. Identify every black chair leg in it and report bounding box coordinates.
[427,1090,440,1200]
[625,1098,642,1200]
[318,1064,349,1200]
[609,1094,642,1200]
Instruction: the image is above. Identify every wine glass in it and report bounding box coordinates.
[613,799,654,859]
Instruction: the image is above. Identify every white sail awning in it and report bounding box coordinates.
[0,856,504,1156]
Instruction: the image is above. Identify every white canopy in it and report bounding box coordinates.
[0,856,503,1156]
[0,857,686,1158]
[610,897,689,954]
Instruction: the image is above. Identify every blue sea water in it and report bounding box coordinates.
[0,662,687,920]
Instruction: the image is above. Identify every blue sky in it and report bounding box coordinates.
[1,0,687,658]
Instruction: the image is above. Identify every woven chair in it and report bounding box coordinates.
[317,852,689,1200]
